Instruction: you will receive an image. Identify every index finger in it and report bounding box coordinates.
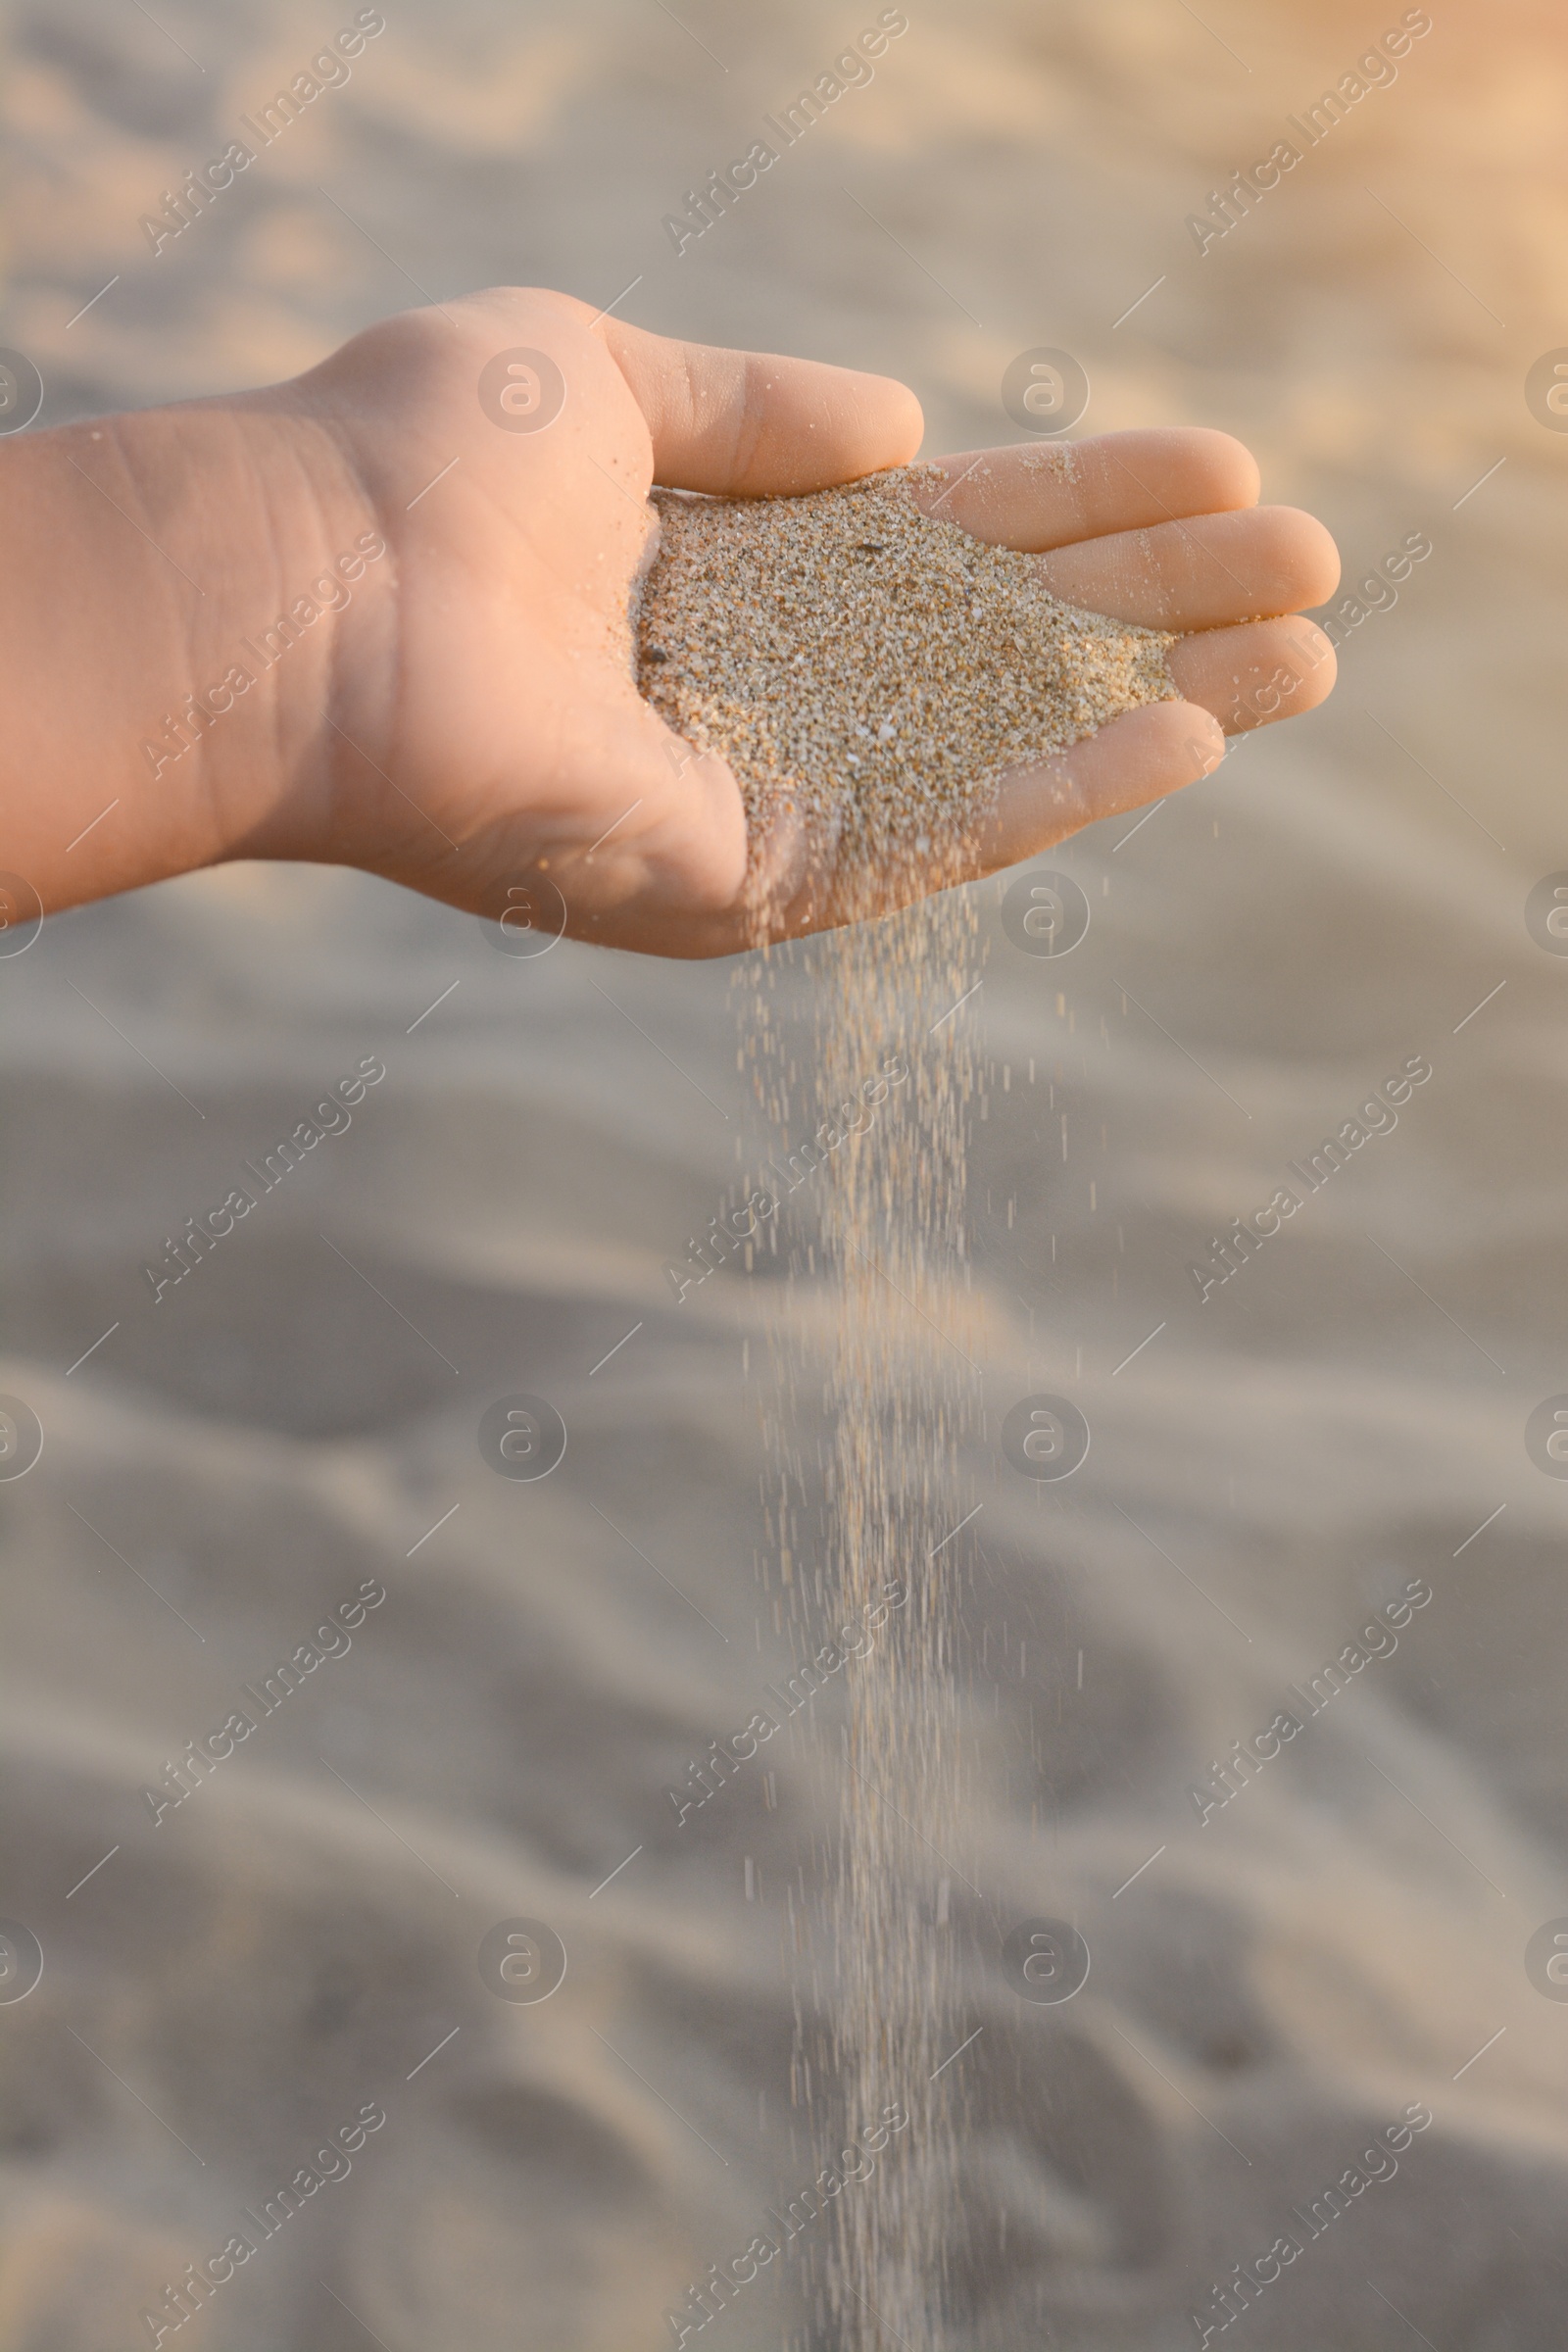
[910,429,1261,552]
[599,316,924,498]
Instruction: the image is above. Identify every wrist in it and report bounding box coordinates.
[152,398,396,864]
[0,393,394,910]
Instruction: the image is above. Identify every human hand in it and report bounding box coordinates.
[4,287,1338,956]
[288,288,1337,954]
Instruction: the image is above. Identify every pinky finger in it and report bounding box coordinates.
[968,700,1226,875]
[1167,616,1338,733]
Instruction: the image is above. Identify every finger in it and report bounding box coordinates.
[963,702,1227,874]
[763,702,1225,945]
[909,429,1260,551]
[1031,506,1341,631]
[1166,616,1338,732]
[600,318,923,497]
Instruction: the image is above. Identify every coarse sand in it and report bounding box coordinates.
[634,461,1179,884]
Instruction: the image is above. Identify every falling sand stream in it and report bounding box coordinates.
[638,465,1179,2341]
[736,889,982,2350]
[808,896,981,2350]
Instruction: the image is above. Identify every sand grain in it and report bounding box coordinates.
[636,464,1178,890]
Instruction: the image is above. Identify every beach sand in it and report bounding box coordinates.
[3,0,1568,2343]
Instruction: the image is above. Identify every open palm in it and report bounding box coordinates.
[294,287,1338,957]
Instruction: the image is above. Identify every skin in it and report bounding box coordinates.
[0,285,1339,957]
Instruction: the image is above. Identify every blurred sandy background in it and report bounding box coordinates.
[3,0,1568,2344]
